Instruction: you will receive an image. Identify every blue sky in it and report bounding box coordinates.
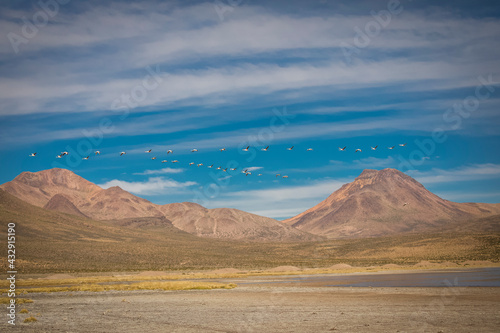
[0,0,499,219]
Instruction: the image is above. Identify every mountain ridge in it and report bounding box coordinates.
[0,168,319,242]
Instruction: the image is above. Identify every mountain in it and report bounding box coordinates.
[44,194,88,218]
[283,168,500,238]
[160,203,318,241]
[0,168,318,242]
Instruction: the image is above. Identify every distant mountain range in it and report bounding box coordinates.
[0,168,318,242]
[1,168,499,240]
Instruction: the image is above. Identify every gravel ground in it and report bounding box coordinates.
[2,283,499,333]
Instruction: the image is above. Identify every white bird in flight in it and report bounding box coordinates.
[56,155,62,158]
[258,174,262,176]
[355,149,362,152]
[162,160,168,163]
[191,149,198,152]
[151,157,157,160]
[399,143,407,147]
[82,156,89,160]
[60,151,69,156]
[29,153,37,157]
[276,174,281,177]
[220,148,226,151]
[120,152,126,156]
[95,151,101,155]
[245,171,251,176]
[287,146,294,151]
[189,162,195,166]
[339,146,346,151]
[145,149,152,153]
[208,164,214,168]
[371,146,378,150]
[242,146,250,151]
[306,148,313,151]
[261,146,270,151]
[282,175,289,179]
[167,150,173,154]
[230,168,237,171]
[388,146,395,150]
[172,160,179,163]
[197,163,203,167]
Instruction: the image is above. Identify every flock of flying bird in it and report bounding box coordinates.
[29,143,407,179]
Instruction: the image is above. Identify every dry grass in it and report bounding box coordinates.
[1,281,236,294]
[19,308,29,314]
[23,316,37,323]
[0,297,33,304]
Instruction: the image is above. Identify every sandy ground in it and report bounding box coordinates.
[3,283,500,333]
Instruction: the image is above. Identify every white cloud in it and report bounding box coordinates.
[98,177,197,195]
[407,164,500,184]
[242,166,263,172]
[133,168,184,175]
[205,178,348,219]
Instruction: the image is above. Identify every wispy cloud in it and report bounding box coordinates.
[407,164,500,184]
[98,177,197,195]
[205,178,348,219]
[133,167,184,175]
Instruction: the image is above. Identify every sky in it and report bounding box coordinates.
[0,0,499,220]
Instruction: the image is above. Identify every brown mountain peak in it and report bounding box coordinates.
[284,168,500,238]
[44,194,88,218]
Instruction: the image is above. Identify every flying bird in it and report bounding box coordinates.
[282,175,289,179]
[399,143,407,147]
[189,162,195,166]
[120,152,126,156]
[95,151,100,155]
[167,150,173,154]
[339,146,346,151]
[172,160,179,163]
[371,146,378,150]
[151,157,157,160]
[242,169,248,173]
[287,146,294,151]
[276,174,281,177]
[388,146,395,150]
[29,153,37,157]
[230,168,237,171]
[217,166,222,170]
[219,148,226,151]
[82,156,89,160]
[257,174,263,176]
[191,149,198,152]
[56,155,62,158]
[208,164,214,168]
[161,160,168,163]
[242,146,250,151]
[197,163,203,167]
[306,148,313,151]
[245,172,251,176]
[60,151,69,156]
[145,149,152,153]
[355,149,362,152]
[222,168,228,172]
[261,146,270,151]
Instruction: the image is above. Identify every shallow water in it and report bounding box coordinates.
[239,268,500,287]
